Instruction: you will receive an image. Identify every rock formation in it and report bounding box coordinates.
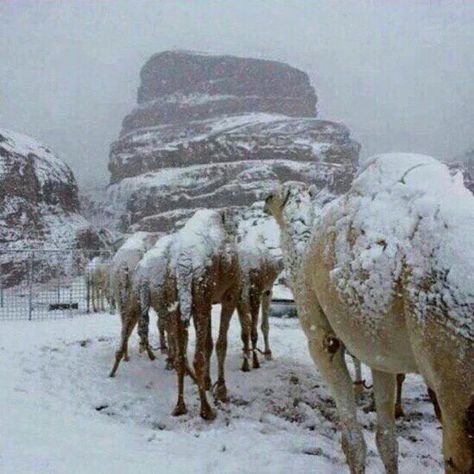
[0,128,103,286]
[107,50,360,232]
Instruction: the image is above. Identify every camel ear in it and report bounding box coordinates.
[308,184,317,198]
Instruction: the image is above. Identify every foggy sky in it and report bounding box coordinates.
[1,0,474,186]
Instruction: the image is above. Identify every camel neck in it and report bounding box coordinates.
[280,217,312,290]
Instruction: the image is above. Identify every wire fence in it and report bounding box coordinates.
[0,249,113,321]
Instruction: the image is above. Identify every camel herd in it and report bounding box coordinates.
[90,153,473,474]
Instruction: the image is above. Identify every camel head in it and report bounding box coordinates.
[263,182,317,229]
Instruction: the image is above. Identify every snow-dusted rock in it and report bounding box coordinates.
[107,51,360,232]
[0,128,103,286]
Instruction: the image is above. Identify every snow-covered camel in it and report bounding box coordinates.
[265,155,474,474]
[108,231,158,377]
[86,255,111,312]
[236,207,284,371]
[172,209,241,420]
[133,234,177,370]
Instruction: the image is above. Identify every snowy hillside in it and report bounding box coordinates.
[0,128,103,285]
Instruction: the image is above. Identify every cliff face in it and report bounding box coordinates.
[0,128,103,285]
[108,51,360,232]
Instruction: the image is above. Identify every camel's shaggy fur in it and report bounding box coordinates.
[265,155,474,474]
[108,231,158,377]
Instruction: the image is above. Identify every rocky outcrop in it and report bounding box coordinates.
[107,51,360,232]
[0,128,103,286]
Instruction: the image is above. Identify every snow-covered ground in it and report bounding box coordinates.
[0,309,443,473]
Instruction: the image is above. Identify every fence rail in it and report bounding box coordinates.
[0,249,113,320]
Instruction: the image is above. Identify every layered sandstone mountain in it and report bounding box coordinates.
[107,51,360,232]
[0,128,103,285]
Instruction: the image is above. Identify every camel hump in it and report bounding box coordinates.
[320,152,474,341]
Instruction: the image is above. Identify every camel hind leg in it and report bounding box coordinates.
[394,374,405,419]
[432,378,474,474]
[157,314,168,354]
[214,292,236,402]
[137,305,156,361]
[260,289,272,360]
[109,308,138,377]
[172,317,188,416]
[193,303,215,420]
[407,312,474,473]
[166,322,176,370]
[249,291,261,369]
[351,355,364,401]
[237,299,251,372]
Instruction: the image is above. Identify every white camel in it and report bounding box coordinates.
[86,255,111,312]
[265,154,474,474]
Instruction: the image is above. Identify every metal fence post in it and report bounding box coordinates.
[86,272,90,314]
[57,271,61,304]
[28,250,34,321]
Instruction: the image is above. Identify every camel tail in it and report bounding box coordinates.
[118,265,131,311]
[137,280,151,342]
[176,254,193,326]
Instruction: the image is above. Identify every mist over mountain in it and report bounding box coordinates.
[1,1,473,184]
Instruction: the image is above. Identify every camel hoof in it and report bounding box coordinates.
[200,405,216,421]
[264,350,273,361]
[241,358,250,372]
[172,402,188,417]
[123,355,130,362]
[252,352,260,369]
[160,346,168,355]
[394,405,405,419]
[165,360,174,371]
[108,371,116,378]
[147,350,156,361]
[214,382,228,403]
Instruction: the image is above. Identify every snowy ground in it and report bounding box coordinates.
[0,308,443,473]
